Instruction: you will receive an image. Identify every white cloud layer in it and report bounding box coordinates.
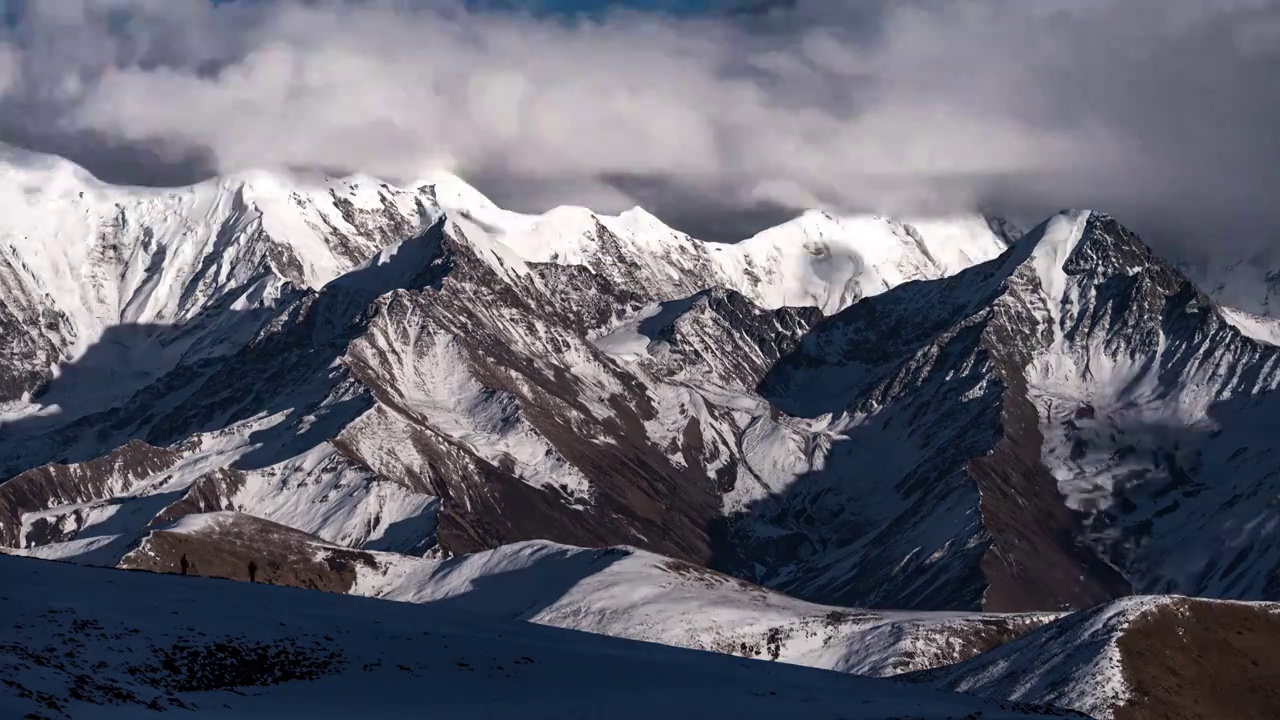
[0,0,1277,250]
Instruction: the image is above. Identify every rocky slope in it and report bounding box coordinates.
[749,210,1280,611]
[4,146,1280,622]
[911,596,1280,719]
[0,144,436,415]
[0,147,1015,590]
[7,145,1280,718]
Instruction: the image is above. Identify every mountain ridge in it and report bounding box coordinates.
[2,550,1083,720]
[3,146,1279,618]
[6,143,1280,718]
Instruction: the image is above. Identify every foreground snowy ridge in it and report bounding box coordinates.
[105,514,1280,718]
[118,518,1064,678]
[0,553,1084,720]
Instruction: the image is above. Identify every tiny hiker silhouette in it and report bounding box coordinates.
[248,560,258,583]
[179,554,189,576]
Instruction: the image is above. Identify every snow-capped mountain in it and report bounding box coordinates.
[0,144,438,416]
[7,143,1280,718]
[1179,251,1280,319]
[742,210,1280,611]
[3,145,1280,625]
[0,146,1016,581]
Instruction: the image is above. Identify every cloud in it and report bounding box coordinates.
[0,0,1277,251]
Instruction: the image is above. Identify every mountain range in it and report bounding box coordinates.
[3,144,1279,719]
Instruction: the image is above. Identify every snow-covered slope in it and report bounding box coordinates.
[915,597,1159,716]
[1219,305,1280,345]
[8,142,1280,717]
[437,184,1017,321]
[1178,251,1280,320]
[715,211,1017,313]
[0,553,1081,720]
[84,515,1280,718]
[748,210,1280,611]
[20,510,1060,681]
[0,428,438,564]
[14,512,1280,719]
[0,147,1017,597]
[349,538,1061,676]
[5,142,1280,629]
[0,143,435,415]
[911,595,1280,719]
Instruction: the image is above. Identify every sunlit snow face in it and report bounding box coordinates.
[0,0,1277,253]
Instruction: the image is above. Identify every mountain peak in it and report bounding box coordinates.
[1010,209,1094,298]
[1015,209,1094,258]
[1063,211,1165,277]
[0,142,102,184]
[1006,209,1172,292]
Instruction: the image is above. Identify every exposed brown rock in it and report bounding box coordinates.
[971,363,1131,612]
[148,468,248,527]
[892,614,1063,675]
[0,440,184,547]
[332,226,726,565]
[1114,598,1280,720]
[118,513,378,594]
[908,596,1280,719]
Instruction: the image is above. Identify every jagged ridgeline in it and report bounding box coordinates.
[3,143,1280,620]
[7,144,1280,719]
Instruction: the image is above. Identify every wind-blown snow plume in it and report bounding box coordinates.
[0,0,1277,248]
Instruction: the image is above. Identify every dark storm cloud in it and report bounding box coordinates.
[0,0,1276,251]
